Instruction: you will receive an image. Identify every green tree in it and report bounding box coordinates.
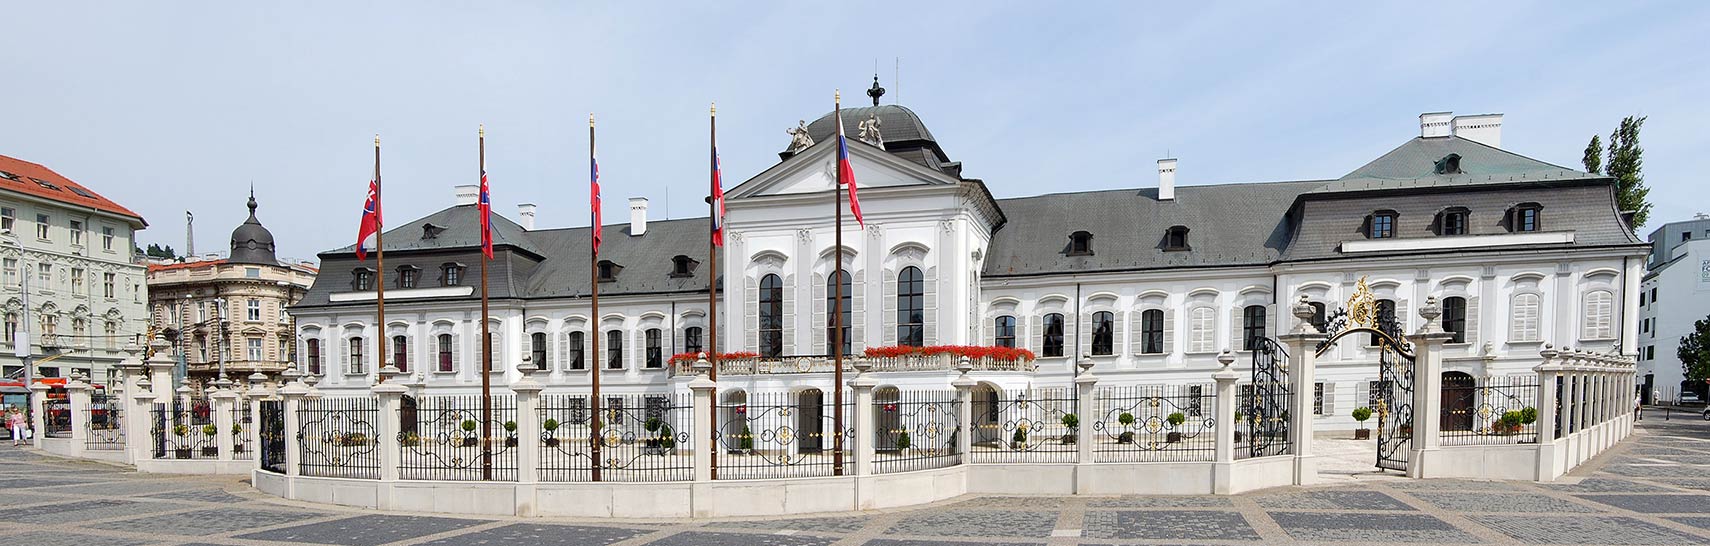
[144,243,178,260]
[1680,314,1710,385]
[1604,116,1653,228]
[1581,135,1602,174]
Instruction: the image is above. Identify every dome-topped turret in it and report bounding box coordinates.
[784,104,962,177]
[229,191,277,265]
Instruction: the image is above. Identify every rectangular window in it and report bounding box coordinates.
[567,332,585,370]
[1091,311,1114,356]
[392,335,408,372]
[245,267,260,278]
[247,299,261,321]
[35,214,49,240]
[437,334,454,372]
[1187,385,1204,416]
[1516,208,1539,232]
[645,328,662,369]
[70,268,83,295]
[400,268,418,289]
[606,330,624,370]
[1189,307,1216,353]
[1042,313,1065,357]
[101,227,114,251]
[530,332,547,371]
[3,258,17,287]
[348,337,365,374]
[247,338,263,361]
[1141,309,1165,354]
[1242,305,1266,351]
[1371,213,1395,239]
[36,263,50,287]
[0,207,12,232]
[684,327,703,356]
[68,220,82,246]
[102,273,115,298]
[306,338,321,374]
[443,265,462,286]
[994,316,1016,349]
[1441,211,1467,236]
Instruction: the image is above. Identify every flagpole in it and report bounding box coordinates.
[708,102,720,480]
[479,125,493,481]
[832,90,845,477]
[373,135,388,383]
[589,114,603,483]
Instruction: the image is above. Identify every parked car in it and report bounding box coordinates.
[1680,391,1703,406]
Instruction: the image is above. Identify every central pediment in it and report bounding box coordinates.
[726,137,960,201]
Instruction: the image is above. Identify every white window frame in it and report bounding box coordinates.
[1188,306,1216,354]
[1580,289,1616,341]
[1510,293,1542,343]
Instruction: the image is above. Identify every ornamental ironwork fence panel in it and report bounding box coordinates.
[968,387,1078,463]
[398,395,517,481]
[231,403,254,459]
[152,404,219,459]
[297,397,380,479]
[44,401,71,438]
[84,393,124,450]
[537,393,693,482]
[1440,375,1539,445]
[259,400,286,473]
[712,390,854,479]
[873,389,961,474]
[1091,384,1214,462]
[1237,337,1295,460]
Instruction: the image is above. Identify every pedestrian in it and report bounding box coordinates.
[1635,391,1643,421]
[6,407,27,446]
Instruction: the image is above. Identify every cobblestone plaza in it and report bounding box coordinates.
[0,418,1705,545]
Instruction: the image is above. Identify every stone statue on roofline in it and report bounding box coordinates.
[786,120,815,153]
[857,113,884,149]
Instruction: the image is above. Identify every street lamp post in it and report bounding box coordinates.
[0,230,33,409]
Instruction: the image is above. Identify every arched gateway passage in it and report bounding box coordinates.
[1314,278,1418,472]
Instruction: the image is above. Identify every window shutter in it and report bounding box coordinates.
[557,331,568,370]
[782,274,796,355]
[451,333,461,371]
[1266,304,1278,340]
[632,329,643,369]
[1078,312,1092,358]
[1229,306,1242,351]
[923,267,938,345]
[882,269,898,346]
[1322,382,1336,416]
[989,315,1000,346]
[297,337,306,369]
[1394,299,1410,334]
[1464,296,1480,345]
[1029,315,1042,354]
[1354,382,1369,411]
[744,278,758,352]
[1162,309,1175,355]
[852,270,865,353]
[813,274,827,354]
[1128,311,1144,356]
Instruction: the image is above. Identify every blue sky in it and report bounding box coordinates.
[3,2,1706,261]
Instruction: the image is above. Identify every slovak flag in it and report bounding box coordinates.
[711,147,726,246]
[835,109,865,226]
[355,178,380,260]
[591,147,603,255]
[478,165,493,260]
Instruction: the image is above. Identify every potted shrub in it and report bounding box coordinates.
[460,419,480,447]
[895,429,911,452]
[230,423,245,453]
[200,424,219,456]
[644,417,664,450]
[1011,427,1027,450]
[1497,410,1524,435]
[1352,407,1373,440]
[1166,412,1187,443]
[1116,412,1136,444]
[1060,414,1078,445]
[658,423,676,452]
[503,420,519,447]
[1519,406,1537,426]
[542,418,561,447]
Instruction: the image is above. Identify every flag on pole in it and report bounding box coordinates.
[355,177,380,260]
[591,139,603,255]
[711,147,726,247]
[478,164,493,260]
[835,107,865,226]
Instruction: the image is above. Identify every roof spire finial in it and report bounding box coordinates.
[867,74,886,106]
[247,183,257,217]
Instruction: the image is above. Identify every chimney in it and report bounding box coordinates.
[629,197,648,236]
[517,203,537,231]
[454,185,479,206]
[1157,158,1177,201]
[1419,112,1453,138]
[1451,113,1503,148]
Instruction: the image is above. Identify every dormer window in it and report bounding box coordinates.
[1510,203,1543,232]
[1164,225,1191,251]
[1067,231,1094,256]
[597,260,622,282]
[397,265,420,289]
[440,263,465,286]
[1433,153,1463,175]
[1369,210,1398,239]
[669,255,698,278]
[352,268,375,291]
[1437,207,1470,236]
[422,223,445,240]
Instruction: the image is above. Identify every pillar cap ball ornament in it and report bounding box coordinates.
[1077,357,1095,373]
[137,374,152,389]
[1420,296,1442,322]
[302,374,319,388]
[1217,349,1235,368]
[691,354,712,375]
[380,363,402,379]
[956,355,973,375]
[852,359,872,374]
[247,372,268,385]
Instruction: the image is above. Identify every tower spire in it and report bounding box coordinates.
[867,74,886,106]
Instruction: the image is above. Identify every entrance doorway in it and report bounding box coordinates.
[797,389,823,453]
[1441,372,1475,432]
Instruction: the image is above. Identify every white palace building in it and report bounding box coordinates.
[289,106,1649,431]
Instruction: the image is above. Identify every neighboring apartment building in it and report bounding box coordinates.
[147,194,316,382]
[1638,214,1710,402]
[289,107,1648,431]
[0,153,149,386]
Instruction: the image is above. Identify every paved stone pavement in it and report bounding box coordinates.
[0,418,1706,545]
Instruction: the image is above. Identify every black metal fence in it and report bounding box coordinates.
[537,393,694,482]
[298,397,380,479]
[1235,383,1295,460]
[44,402,71,438]
[260,400,286,473]
[1092,384,1214,462]
[84,394,124,450]
[969,387,1078,463]
[713,390,854,479]
[1441,375,1539,445]
[873,389,961,474]
[152,403,219,459]
[232,403,254,459]
[399,395,517,481]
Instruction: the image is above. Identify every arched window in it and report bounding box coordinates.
[1582,290,1614,340]
[606,330,625,369]
[1442,296,1467,344]
[531,332,548,370]
[392,334,408,372]
[684,326,703,355]
[1140,309,1165,354]
[994,316,1016,348]
[758,274,783,357]
[436,334,453,372]
[645,328,663,369]
[1368,299,1396,346]
[1188,307,1216,353]
[896,266,924,347]
[306,338,322,375]
[1308,302,1327,332]
[1042,313,1065,357]
[827,270,851,355]
[1242,305,1266,351]
[1511,293,1541,342]
[347,336,365,374]
[566,331,585,370]
[1091,311,1114,355]
[1068,231,1093,256]
[1165,226,1190,251]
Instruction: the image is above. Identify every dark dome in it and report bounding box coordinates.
[785,104,961,176]
[229,193,277,265]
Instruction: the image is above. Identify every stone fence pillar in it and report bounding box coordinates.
[1074,359,1098,465]
[1278,295,1328,485]
[129,377,158,463]
[371,378,405,510]
[849,361,878,510]
[688,356,716,518]
[212,389,237,461]
[66,374,92,451]
[279,374,309,481]
[511,363,543,517]
[951,357,975,459]
[1534,346,1562,481]
[28,382,48,448]
[1211,351,1238,494]
[1407,297,1454,479]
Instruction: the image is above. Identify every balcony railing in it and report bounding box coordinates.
[669,353,1036,377]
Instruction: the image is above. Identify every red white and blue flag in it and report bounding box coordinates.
[835,106,865,226]
[711,146,726,246]
[478,164,493,260]
[355,177,380,260]
[591,144,603,255]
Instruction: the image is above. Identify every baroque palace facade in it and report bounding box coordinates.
[290,106,1648,430]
